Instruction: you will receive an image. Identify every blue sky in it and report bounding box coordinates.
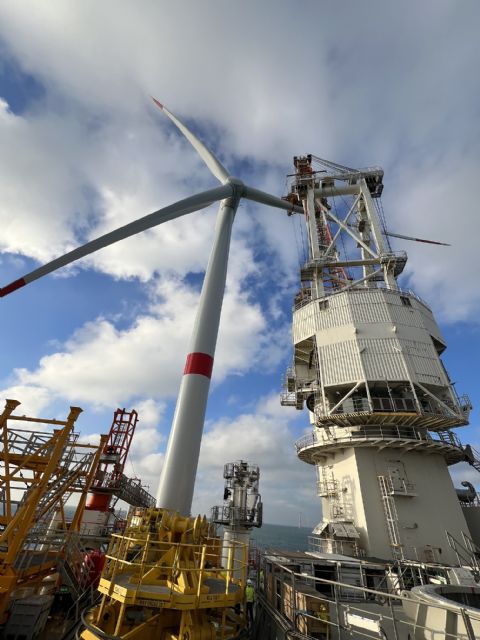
[0,1,479,525]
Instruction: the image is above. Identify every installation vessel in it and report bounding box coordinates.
[1,104,480,640]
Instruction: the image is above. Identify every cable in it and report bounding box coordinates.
[374,197,392,251]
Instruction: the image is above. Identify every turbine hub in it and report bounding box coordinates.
[224,176,245,204]
[226,176,244,187]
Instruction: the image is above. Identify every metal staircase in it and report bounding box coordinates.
[117,473,155,507]
[446,530,480,578]
[35,449,97,522]
[60,532,96,600]
[462,443,480,472]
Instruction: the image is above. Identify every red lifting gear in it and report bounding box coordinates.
[86,408,138,512]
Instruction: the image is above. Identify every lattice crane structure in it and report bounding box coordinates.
[283,153,475,563]
[82,409,155,537]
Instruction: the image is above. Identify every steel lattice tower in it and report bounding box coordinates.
[282,155,474,563]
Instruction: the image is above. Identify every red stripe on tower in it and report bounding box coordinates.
[0,278,27,297]
[184,352,214,378]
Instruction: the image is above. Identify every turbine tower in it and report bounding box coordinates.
[282,154,474,564]
[0,101,302,516]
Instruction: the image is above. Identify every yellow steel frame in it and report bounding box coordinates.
[0,399,103,620]
[82,508,248,640]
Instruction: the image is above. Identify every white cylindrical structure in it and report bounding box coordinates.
[222,528,250,581]
[156,198,238,514]
[212,461,262,576]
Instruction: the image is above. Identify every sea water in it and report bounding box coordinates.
[250,523,312,552]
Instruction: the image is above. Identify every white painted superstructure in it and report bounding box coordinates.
[282,155,475,564]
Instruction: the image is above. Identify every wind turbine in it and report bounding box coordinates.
[0,100,302,516]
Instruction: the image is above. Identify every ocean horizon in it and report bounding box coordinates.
[250,522,312,552]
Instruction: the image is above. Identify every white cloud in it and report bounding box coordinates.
[0,100,91,262]
[0,275,283,408]
[0,0,479,527]
[0,1,478,315]
[0,384,51,416]
[390,150,480,322]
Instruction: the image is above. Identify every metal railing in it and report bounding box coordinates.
[258,557,480,640]
[101,533,248,601]
[308,536,364,558]
[316,480,339,497]
[460,491,480,508]
[384,476,417,496]
[446,530,480,578]
[319,394,464,420]
[91,471,155,508]
[211,504,262,528]
[292,283,433,311]
[295,425,463,453]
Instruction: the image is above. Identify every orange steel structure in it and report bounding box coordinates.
[0,399,103,620]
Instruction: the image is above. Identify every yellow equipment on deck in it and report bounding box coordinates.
[81,508,248,640]
[0,399,104,623]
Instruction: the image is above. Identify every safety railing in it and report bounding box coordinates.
[259,557,480,640]
[99,533,248,605]
[293,288,312,310]
[295,425,464,453]
[90,472,155,508]
[211,505,262,528]
[292,282,434,311]
[384,476,417,496]
[459,491,480,508]
[317,394,465,422]
[316,479,339,497]
[308,536,364,558]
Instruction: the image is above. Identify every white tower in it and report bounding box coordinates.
[211,461,262,574]
[282,155,474,564]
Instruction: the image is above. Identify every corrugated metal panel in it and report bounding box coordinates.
[319,340,363,385]
[341,523,360,539]
[312,521,329,535]
[316,303,352,331]
[350,289,387,306]
[294,298,353,340]
[293,305,316,343]
[359,338,407,381]
[350,299,390,324]
[318,308,350,331]
[401,339,445,385]
[419,307,445,343]
[329,295,353,327]
[331,522,349,537]
[389,304,424,328]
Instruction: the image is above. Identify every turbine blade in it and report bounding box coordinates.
[243,185,304,214]
[152,98,230,184]
[386,231,451,246]
[1,184,232,297]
